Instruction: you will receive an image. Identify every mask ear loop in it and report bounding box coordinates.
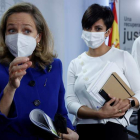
[105,29,109,39]
[35,34,40,45]
[35,34,39,40]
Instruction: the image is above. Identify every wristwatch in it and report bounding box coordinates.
[128,98,135,107]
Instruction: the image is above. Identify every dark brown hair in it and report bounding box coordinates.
[82,4,114,30]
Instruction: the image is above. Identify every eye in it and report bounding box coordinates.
[84,27,91,31]
[8,29,16,34]
[95,27,102,31]
[24,29,31,34]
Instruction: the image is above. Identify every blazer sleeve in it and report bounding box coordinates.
[56,60,74,130]
[0,66,18,131]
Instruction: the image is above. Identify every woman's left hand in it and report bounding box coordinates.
[54,128,79,140]
[116,99,130,111]
[109,94,130,112]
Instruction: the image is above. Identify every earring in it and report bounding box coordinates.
[37,42,40,47]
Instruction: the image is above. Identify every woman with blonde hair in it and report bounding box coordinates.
[0,2,78,140]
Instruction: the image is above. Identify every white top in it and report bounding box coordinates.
[132,36,140,71]
[66,47,140,127]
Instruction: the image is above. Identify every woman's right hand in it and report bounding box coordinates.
[8,57,32,89]
[98,98,129,119]
[0,57,32,116]
[54,128,79,140]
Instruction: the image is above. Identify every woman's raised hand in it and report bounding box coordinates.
[8,57,32,89]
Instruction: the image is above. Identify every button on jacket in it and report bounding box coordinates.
[0,59,74,140]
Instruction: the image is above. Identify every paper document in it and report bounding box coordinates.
[29,109,60,138]
[87,62,131,105]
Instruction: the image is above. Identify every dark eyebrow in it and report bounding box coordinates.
[94,25,103,28]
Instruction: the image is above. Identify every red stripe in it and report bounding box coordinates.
[108,27,112,47]
[113,2,118,23]
[108,2,118,46]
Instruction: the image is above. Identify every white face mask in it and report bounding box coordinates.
[5,33,39,57]
[81,30,108,49]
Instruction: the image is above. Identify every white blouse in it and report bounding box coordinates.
[66,47,140,127]
[132,36,140,71]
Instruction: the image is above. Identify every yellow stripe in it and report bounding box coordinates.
[111,20,120,49]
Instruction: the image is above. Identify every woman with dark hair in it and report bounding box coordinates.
[66,4,140,140]
[0,2,78,140]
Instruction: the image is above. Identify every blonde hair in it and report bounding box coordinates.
[0,2,56,69]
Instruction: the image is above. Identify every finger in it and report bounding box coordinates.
[118,99,130,109]
[113,112,125,118]
[119,104,130,112]
[25,61,32,68]
[112,98,120,106]
[106,97,116,105]
[10,70,26,79]
[67,127,72,133]
[62,133,69,139]
[62,128,74,139]
[10,63,29,74]
[9,61,32,75]
[113,104,130,118]
[62,129,71,139]
[9,57,29,69]
[114,99,123,108]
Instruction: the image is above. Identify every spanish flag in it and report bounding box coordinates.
[109,1,120,48]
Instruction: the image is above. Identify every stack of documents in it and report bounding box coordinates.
[87,61,134,105]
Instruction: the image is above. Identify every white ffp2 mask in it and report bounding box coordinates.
[81,30,107,49]
[5,33,38,57]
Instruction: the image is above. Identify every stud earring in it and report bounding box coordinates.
[37,42,40,47]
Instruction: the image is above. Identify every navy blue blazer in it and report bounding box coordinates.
[0,59,74,140]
